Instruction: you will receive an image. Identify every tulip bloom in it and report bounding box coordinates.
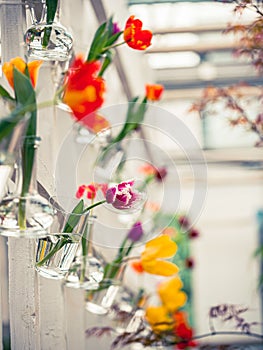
[174,311,197,349]
[145,305,173,333]
[2,57,42,89]
[145,84,164,101]
[63,56,105,122]
[106,180,142,210]
[76,184,97,200]
[127,221,143,242]
[124,16,152,50]
[158,277,187,313]
[76,183,108,200]
[139,235,178,276]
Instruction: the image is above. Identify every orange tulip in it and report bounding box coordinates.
[2,57,42,89]
[140,235,178,276]
[63,55,106,123]
[124,16,152,50]
[145,84,164,101]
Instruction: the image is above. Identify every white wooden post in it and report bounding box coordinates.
[0,1,41,349]
[64,286,85,350]
[8,239,40,350]
[38,277,66,349]
[0,257,2,350]
[0,0,26,64]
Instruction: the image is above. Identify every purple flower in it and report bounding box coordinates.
[127,222,143,242]
[113,22,121,35]
[106,180,140,210]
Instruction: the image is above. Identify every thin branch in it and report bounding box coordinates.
[193,330,263,341]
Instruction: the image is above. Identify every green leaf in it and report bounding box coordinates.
[0,105,28,143]
[99,51,113,77]
[13,68,38,196]
[46,0,58,23]
[87,22,107,61]
[105,31,122,47]
[43,0,58,47]
[63,199,84,233]
[13,68,35,106]
[112,97,147,143]
[36,236,71,267]
[0,85,15,102]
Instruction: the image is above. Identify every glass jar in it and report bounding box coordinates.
[24,0,73,61]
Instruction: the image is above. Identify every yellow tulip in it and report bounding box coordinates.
[140,235,178,276]
[145,305,173,332]
[158,276,187,312]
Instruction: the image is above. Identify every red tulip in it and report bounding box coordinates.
[124,16,152,50]
[63,56,105,122]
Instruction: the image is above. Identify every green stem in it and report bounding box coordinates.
[80,211,94,282]
[18,197,26,230]
[83,200,106,213]
[42,0,58,48]
[101,39,125,53]
[80,254,87,284]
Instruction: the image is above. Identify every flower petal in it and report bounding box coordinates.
[127,221,143,242]
[105,186,117,204]
[141,259,178,276]
[63,57,106,121]
[27,60,43,87]
[145,84,164,101]
[145,305,173,332]
[158,277,187,312]
[2,57,42,89]
[142,235,177,260]
[130,260,144,274]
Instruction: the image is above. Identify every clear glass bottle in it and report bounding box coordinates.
[64,215,104,289]
[0,136,54,238]
[24,0,73,61]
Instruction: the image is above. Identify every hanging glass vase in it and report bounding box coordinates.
[24,0,73,61]
[63,215,104,289]
[85,261,131,315]
[0,136,54,238]
[35,195,90,279]
[0,114,30,201]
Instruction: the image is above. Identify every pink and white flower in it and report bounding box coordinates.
[105,180,143,210]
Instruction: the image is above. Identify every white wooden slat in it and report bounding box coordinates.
[38,277,66,350]
[8,239,40,350]
[0,257,2,350]
[0,0,26,63]
[64,286,85,350]
[0,1,40,349]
